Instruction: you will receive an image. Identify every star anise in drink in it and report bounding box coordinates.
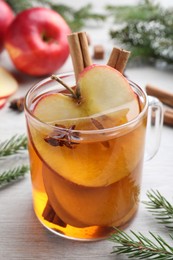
[44,124,80,149]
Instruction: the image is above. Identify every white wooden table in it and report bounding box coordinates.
[0,1,173,259]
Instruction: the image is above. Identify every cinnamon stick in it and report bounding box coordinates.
[146,85,173,108]
[164,109,173,126]
[42,201,67,227]
[91,118,109,148]
[42,32,92,224]
[107,47,131,73]
[151,108,173,127]
[67,32,92,81]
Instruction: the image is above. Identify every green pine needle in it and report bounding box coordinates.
[107,0,173,65]
[110,229,173,259]
[0,134,27,158]
[106,0,161,22]
[110,190,173,259]
[0,165,29,186]
[51,3,105,31]
[143,190,173,230]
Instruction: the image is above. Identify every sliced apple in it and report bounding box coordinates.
[42,161,140,227]
[31,64,141,187]
[0,98,7,109]
[0,67,18,99]
[47,107,129,130]
[34,93,85,122]
[30,121,145,188]
[34,65,139,124]
[78,64,139,120]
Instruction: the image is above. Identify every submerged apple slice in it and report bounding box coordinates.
[42,161,140,227]
[48,108,129,130]
[0,67,18,99]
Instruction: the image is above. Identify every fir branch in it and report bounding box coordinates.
[0,134,27,157]
[6,0,105,31]
[110,229,173,259]
[106,0,161,23]
[107,0,173,66]
[143,190,173,230]
[50,3,105,31]
[0,165,29,186]
[6,0,33,13]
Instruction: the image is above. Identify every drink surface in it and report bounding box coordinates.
[26,87,147,239]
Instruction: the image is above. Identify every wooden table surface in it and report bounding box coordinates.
[0,1,173,259]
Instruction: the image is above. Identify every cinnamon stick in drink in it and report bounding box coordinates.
[107,47,131,73]
[42,201,67,227]
[68,32,92,81]
[42,32,92,224]
[146,85,173,107]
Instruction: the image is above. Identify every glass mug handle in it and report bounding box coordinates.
[145,96,163,161]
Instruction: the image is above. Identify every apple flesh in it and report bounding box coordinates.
[34,93,85,123]
[0,0,14,53]
[5,7,71,76]
[0,67,18,99]
[78,64,139,120]
[34,93,129,130]
[30,65,140,187]
[34,65,139,123]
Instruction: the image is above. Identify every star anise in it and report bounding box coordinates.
[44,124,80,149]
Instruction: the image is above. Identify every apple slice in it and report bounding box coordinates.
[0,67,18,99]
[0,98,7,109]
[48,107,129,130]
[34,93,85,122]
[34,92,129,130]
[31,64,141,187]
[34,65,139,123]
[78,64,139,120]
[33,122,145,188]
[42,161,140,227]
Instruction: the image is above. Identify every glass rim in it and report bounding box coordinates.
[24,72,148,135]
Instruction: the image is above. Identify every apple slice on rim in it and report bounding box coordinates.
[0,67,18,99]
[77,64,139,120]
[34,93,86,122]
[30,64,142,187]
[34,64,139,124]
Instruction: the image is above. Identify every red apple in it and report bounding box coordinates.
[5,7,71,76]
[0,0,14,53]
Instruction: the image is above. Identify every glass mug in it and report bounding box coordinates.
[24,72,163,241]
